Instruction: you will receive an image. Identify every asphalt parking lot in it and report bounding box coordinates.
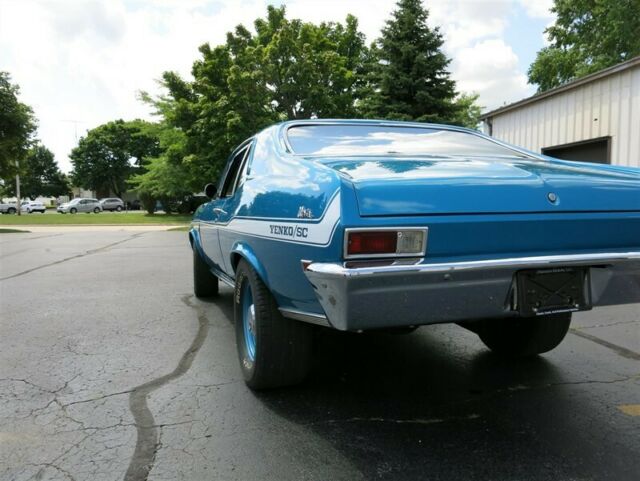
[1,229,639,481]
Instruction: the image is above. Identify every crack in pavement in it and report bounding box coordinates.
[569,328,640,361]
[0,232,146,281]
[0,234,65,258]
[62,389,135,407]
[124,294,209,481]
[0,232,64,245]
[573,319,639,330]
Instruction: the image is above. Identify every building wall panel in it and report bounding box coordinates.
[485,64,639,167]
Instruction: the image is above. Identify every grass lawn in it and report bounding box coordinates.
[0,212,191,225]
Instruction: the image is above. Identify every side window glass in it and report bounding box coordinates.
[220,146,248,198]
[233,143,253,193]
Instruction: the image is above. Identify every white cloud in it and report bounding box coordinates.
[517,0,554,19]
[452,38,533,109]
[0,0,545,172]
[428,0,513,51]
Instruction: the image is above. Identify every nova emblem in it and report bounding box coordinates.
[297,206,313,219]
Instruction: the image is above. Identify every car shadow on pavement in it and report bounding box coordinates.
[208,292,637,480]
[250,325,635,480]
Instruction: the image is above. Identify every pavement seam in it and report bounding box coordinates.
[0,232,64,248]
[569,328,640,361]
[123,294,209,481]
[573,319,639,329]
[0,232,146,281]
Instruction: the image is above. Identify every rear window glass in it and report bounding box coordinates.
[287,124,528,158]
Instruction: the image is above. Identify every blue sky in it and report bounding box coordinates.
[505,3,550,80]
[0,0,555,172]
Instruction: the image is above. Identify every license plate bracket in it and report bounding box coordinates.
[516,266,591,317]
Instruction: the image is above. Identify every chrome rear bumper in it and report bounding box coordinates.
[302,252,640,331]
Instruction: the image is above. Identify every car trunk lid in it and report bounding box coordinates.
[321,157,640,216]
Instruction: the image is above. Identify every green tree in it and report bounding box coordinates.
[4,144,69,199]
[140,6,369,194]
[128,124,192,210]
[70,119,161,198]
[358,0,479,127]
[0,72,37,178]
[528,0,640,91]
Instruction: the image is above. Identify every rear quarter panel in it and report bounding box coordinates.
[195,125,349,314]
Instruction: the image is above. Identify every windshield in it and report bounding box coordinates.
[287,124,529,158]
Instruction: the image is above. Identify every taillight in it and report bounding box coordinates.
[348,231,397,255]
[345,229,427,258]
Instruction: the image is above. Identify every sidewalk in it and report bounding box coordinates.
[5,224,188,232]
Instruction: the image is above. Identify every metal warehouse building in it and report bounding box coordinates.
[481,56,640,167]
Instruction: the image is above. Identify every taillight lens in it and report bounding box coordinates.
[348,231,397,255]
[346,229,426,258]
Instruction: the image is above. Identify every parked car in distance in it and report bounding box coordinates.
[21,201,46,213]
[126,199,141,211]
[180,194,208,214]
[190,119,640,390]
[57,198,102,214]
[99,198,124,212]
[0,201,18,214]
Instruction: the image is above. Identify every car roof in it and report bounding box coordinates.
[275,118,479,134]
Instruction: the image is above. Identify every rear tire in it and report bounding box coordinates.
[93,207,100,213]
[478,313,572,357]
[116,206,123,212]
[234,259,312,389]
[193,247,219,298]
[7,207,16,215]
[70,208,77,214]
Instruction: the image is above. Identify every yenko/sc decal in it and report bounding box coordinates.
[269,224,309,239]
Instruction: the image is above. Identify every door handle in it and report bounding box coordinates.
[213,207,227,215]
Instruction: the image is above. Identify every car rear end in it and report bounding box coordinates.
[289,123,640,331]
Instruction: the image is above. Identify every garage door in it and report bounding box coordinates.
[542,137,610,164]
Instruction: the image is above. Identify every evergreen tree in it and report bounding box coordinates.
[359,0,468,124]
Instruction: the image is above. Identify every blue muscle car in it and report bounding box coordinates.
[190,119,640,389]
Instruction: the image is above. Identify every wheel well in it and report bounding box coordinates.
[230,252,242,273]
[188,231,194,248]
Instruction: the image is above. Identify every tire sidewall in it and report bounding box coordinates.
[235,265,257,381]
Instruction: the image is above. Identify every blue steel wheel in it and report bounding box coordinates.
[234,259,313,390]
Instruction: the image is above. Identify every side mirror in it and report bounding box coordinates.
[204,183,217,199]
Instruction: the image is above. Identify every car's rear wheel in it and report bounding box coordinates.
[477,313,572,357]
[193,248,218,298]
[7,207,16,214]
[70,208,77,214]
[116,206,123,212]
[93,207,100,213]
[234,259,312,389]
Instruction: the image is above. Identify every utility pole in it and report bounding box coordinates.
[15,159,21,216]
